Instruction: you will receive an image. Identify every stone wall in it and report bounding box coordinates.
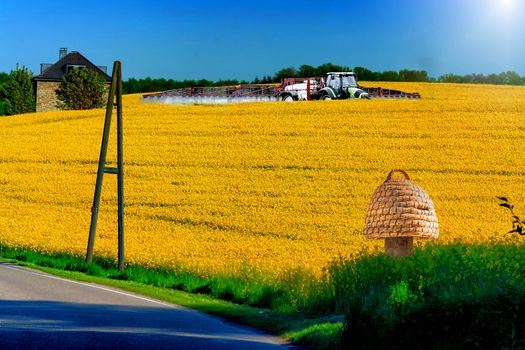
[35,81,111,112]
[35,81,61,112]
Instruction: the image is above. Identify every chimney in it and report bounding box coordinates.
[59,48,68,60]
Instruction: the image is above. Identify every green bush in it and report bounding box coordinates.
[56,67,107,110]
[342,291,525,349]
[331,243,525,348]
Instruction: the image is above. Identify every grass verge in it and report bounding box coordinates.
[0,244,342,350]
[331,242,525,349]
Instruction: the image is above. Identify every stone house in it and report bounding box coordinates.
[32,48,111,112]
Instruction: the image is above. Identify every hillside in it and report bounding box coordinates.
[0,82,524,277]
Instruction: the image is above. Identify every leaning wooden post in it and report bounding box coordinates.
[86,61,125,270]
[116,62,125,271]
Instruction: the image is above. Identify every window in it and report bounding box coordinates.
[330,76,341,90]
[342,75,357,88]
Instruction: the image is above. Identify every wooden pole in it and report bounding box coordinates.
[116,62,125,271]
[86,61,125,271]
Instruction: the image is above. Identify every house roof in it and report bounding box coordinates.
[33,51,111,82]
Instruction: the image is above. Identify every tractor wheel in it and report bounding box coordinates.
[321,94,332,100]
[282,94,295,102]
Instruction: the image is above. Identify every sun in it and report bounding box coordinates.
[496,0,518,16]
[481,0,523,29]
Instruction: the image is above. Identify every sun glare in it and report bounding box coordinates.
[496,0,518,17]
[479,0,523,32]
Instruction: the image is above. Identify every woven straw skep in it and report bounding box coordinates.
[364,170,439,240]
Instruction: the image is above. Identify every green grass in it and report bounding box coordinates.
[330,242,525,314]
[0,246,334,313]
[330,242,525,349]
[3,241,525,349]
[0,244,342,349]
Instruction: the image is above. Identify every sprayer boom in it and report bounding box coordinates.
[141,72,421,104]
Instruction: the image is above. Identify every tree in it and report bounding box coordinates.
[399,70,429,82]
[378,71,400,81]
[216,79,240,86]
[297,64,317,78]
[274,66,297,81]
[315,62,350,77]
[0,72,8,85]
[497,71,522,85]
[438,74,464,83]
[260,75,273,84]
[353,66,377,81]
[56,67,107,110]
[0,64,35,116]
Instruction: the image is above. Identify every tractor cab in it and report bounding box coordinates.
[324,72,369,99]
[326,72,358,91]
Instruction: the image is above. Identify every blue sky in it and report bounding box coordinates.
[1,0,524,80]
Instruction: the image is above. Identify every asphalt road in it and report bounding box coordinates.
[0,261,296,350]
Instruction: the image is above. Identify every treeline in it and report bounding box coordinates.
[267,64,525,85]
[437,71,524,85]
[0,72,9,115]
[353,67,525,85]
[1,63,524,103]
[271,63,434,83]
[123,78,249,94]
[122,62,525,94]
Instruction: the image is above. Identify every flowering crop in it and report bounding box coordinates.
[0,82,524,277]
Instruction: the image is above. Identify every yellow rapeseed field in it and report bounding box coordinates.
[0,82,524,276]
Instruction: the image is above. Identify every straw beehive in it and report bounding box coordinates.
[364,170,438,256]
